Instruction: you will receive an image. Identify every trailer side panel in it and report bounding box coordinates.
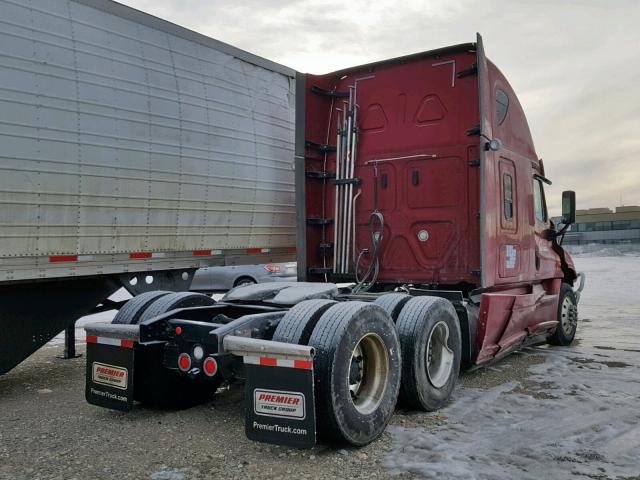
[0,0,296,282]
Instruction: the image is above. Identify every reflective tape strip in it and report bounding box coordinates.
[192,249,223,256]
[46,247,282,263]
[294,360,313,370]
[260,357,278,367]
[86,335,135,349]
[244,355,312,370]
[246,248,271,254]
[244,355,260,365]
[50,255,77,263]
[128,252,165,259]
[128,252,152,259]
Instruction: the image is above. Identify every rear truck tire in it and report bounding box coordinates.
[373,293,412,321]
[137,291,216,324]
[272,299,337,345]
[112,292,219,409]
[308,301,401,446]
[111,290,171,324]
[548,283,578,346]
[396,296,462,411]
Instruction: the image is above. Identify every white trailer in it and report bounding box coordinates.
[0,0,297,373]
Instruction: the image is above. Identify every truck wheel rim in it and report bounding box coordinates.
[348,333,389,415]
[561,296,576,335]
[426,321,454,389]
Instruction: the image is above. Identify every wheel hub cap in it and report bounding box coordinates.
[348,333,389,415]
[426,321,454,389]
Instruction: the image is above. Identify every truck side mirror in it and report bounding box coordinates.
[561,191,576,225]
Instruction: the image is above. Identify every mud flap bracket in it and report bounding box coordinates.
[223,336,317,449]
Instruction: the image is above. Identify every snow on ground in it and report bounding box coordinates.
[566,243,640,258]
[386,253,640,479]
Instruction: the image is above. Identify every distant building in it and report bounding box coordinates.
[555,206,640,245]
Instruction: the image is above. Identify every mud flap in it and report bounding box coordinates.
[85,336,135,412]
[244,356,316,449]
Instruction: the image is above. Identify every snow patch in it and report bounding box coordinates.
[386,255,640,479]
[149,469,187,480]
[566,243,640,257]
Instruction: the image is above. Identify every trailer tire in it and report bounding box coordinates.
[374,293,412,321]
[111,290,171,325]
[272,299,336,345]
[308,302,401,446]
[548,283,578,346]
[137,292,216,324]
[396,296,461,411]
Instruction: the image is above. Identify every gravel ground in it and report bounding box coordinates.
[0,338,544,480]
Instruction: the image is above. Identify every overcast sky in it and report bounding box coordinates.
[122,0,640,214]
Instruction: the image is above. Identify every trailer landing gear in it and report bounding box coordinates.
[58,323,82,360]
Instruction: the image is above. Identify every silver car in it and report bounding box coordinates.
[189,262,297,292]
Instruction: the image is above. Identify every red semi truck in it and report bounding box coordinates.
[85,34,584,448]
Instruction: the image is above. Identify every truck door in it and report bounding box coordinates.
[532,178,556,278]
[497,159,520,279]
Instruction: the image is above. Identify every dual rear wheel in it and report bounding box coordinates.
[114,290,462,443]
[273,294,462,445]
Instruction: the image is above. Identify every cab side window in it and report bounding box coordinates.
[533,179,548,222]
[503,173,513,220]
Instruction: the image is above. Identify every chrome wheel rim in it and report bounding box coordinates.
[426,321,454,388]
[561,296,577,335]
[348,333,389,415]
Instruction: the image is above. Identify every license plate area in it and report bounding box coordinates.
[85,338,135,412]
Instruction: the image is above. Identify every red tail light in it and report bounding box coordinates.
[203,357,218,377]
[178,353,191,372]
[264,264,281,273]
